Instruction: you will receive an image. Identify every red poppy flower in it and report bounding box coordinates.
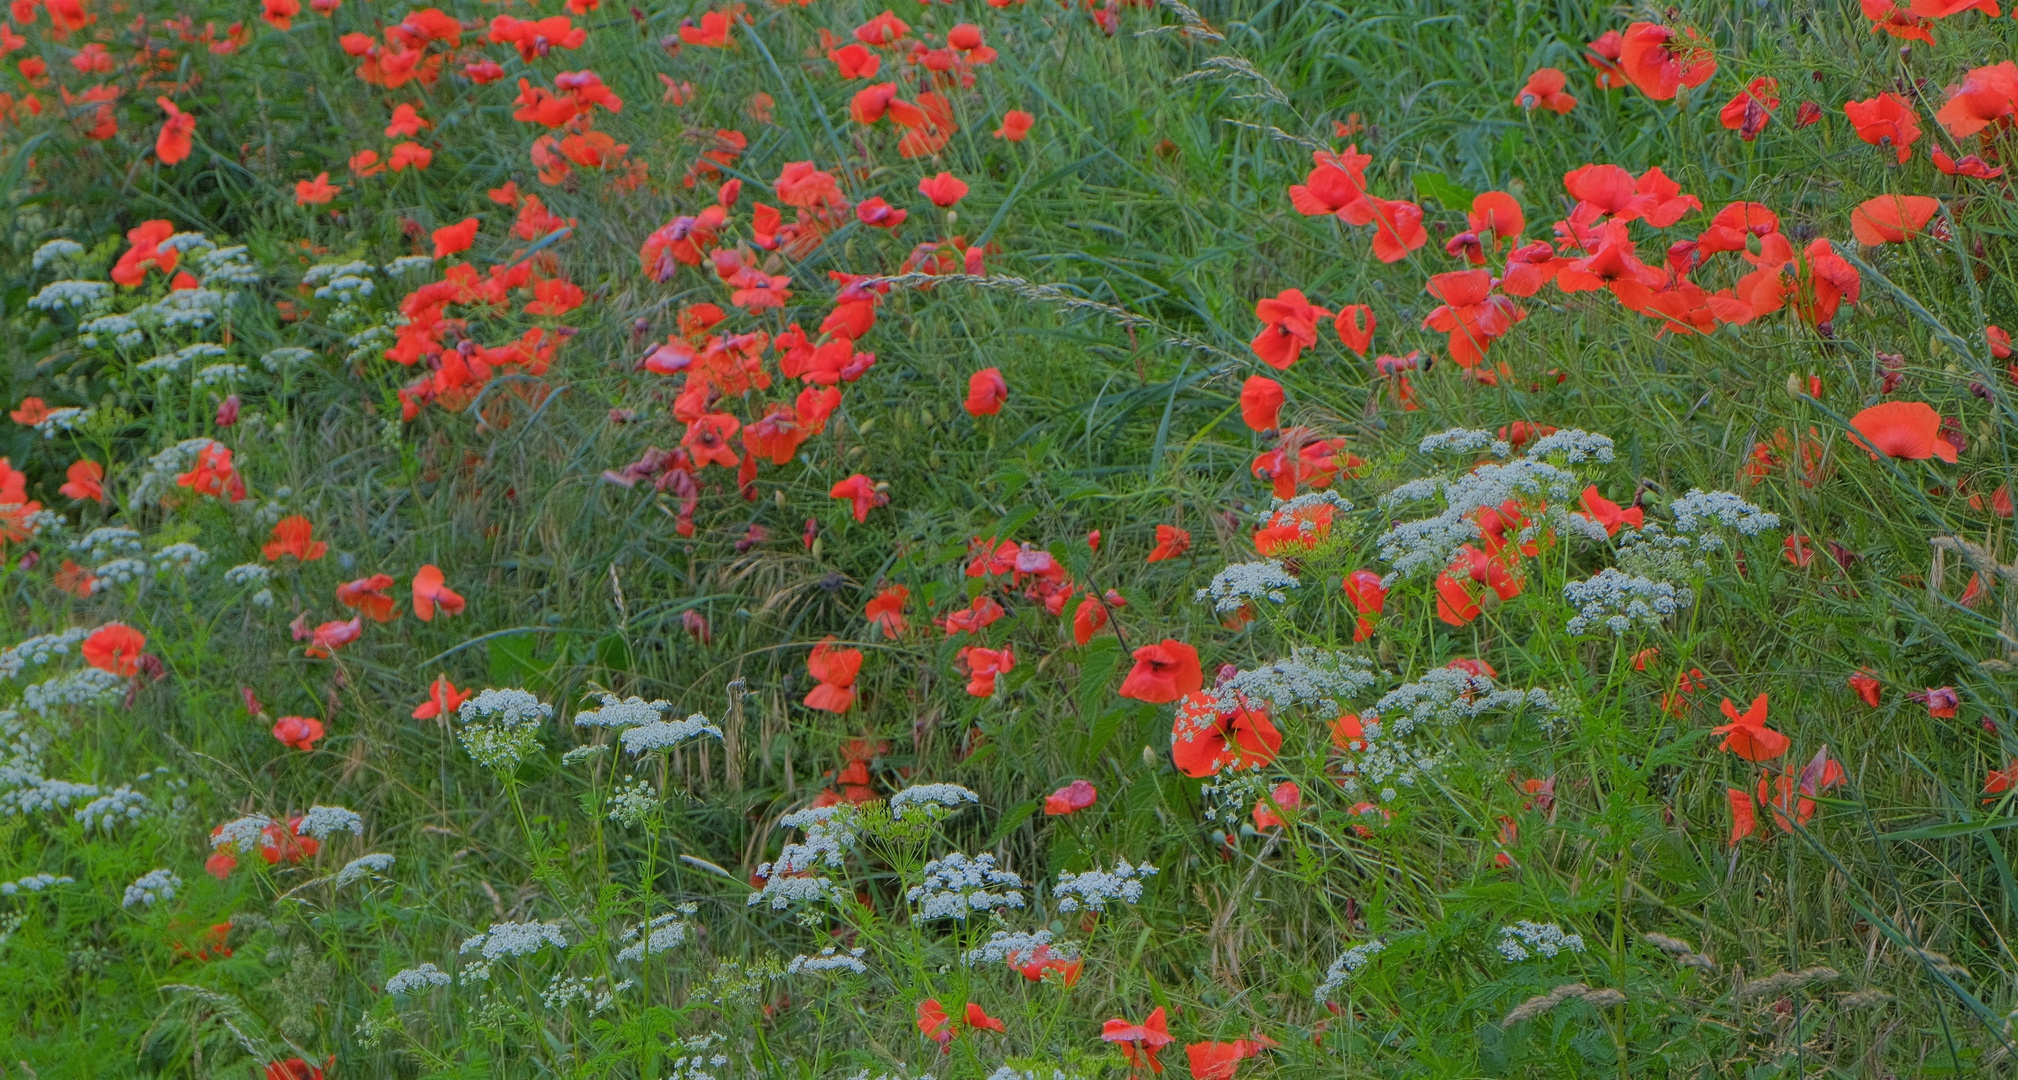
[917,171,968,208]
[1103,1007,1173,1073]
[994,109,1033,141]
[1044,778,1097,815]
[1932,149,2004,178]
[1985,759,2018,803]
[412,564,465,621]
[336,574,398,623]
[305,617,363,659]
[957,645,1014,696]
[1342,569,1386,641]
[1516,67,1576,112]
[940,594,1006,636]
[677,10,732,47]
[916,999,953,1046]
[1185,1039,1271,1080]
[1071,595,1109,645]
[1170,692,1281,777]
[1577,485,1644,536]
[1147,524,1191,562]
[829,474,889,522]
[59,459,104,503]
[271,715,324,751]
[1353,197,1429,263]
[1237,375,1285,431]
[804,637,862,714]
[1851,194,1941,246]
[865,584,908,636]
[1012,943,1081,984]
[1252,500,1336,556]
[431,217,478,259]
[1847,670,1882,708]
[1718,76,1778,139]
[829,42,878,78]
[1287,146,1371,217]
[83,623,146,676]
[963,1002,1005,1033]
[1848,400,1957,463]
[175,444,245,501]
[8,397,47,426]
[155,96,194,164]
[1843,92,1921,163]
[1250,288,1330,369]
[266,1058,325,1080]
[1616,22,1717,102]
[855,197,906,228]
[1916,685,1959,718]
[964,367,1008,416]
[412,674,471,721]
[1422,269,1523,367]
[1585,30,1628,88]
[1934,60,2018,139]
[262,516,327,562]
[1726,787,1756,846]
[1712,693,1790,762]
[294,173,341,206]
[1435,545,1522,626]
[1251,780,1301,830]
[1333,304,1375,356]
[1120,639,1202,703]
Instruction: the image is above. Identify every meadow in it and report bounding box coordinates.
[2,0,2017,1076]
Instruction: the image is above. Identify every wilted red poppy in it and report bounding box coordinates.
[865,584,908,637]
[915,998,953,1046]
[155,96,194,164]
[1847,670,1881,708]
[829,474,889,521]
[804,637,862,713]
[1850,194,1940,246]
[1712,693,1789,762]
[994,109,1033,141]
[1044,779,1097,815]
[964,368,1008,416]
[1251,780,1301,829]
[1932,149,2004,178]
[1848,400,1957,463]
[305,617,363,659]
[336,574,398,623]
[1170,692,1281,777]
[83,623,146,676]
[1119,639,1201,703]
[1333,304,1375,356]
[1726,787,1756,846]
[1717,76,1778,139]
[1103,1007,1173,1073]
[272,715,324,751]
[1147,524,1191,562]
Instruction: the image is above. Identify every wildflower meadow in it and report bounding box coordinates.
[5,0,2018,1076]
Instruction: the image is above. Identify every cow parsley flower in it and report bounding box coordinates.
[384,962,451,995]
[607,777,657,826]
[1053,861,1157,912]
[574,694,672,729]
[619,713,722,756]
[749,806,859,909]
[75,785,150,830]
[223,563,272,586]
[1215,647,1377,714]
[335,853,396,887]
[31,239,85,270]
[28,280,111,310]
[459,688,552,728]
[457,688,550,772]
[616,906,696,962]
[261,347,314,372]
[1523,428,1616,463]
[461,920,567,961]
[122,869,180,908]
[296,804,364,839]
[962,929,1077,967]
[71,527,141,560]
[787,946,869,975]
[1669,489,1780,540]
[23,668,122,714]
[1347,668,1557,794]
[3,872,74,895]
[1195,560,1299,614]
[1419,428,1511,457]
[1496,921,1585,961]
[1,629,89,680]
[153,543,210,576]
[212,814,275,853]
[888,782,979,820]
[1562,569,1694,636]
[906,852,1025,922]
[1314,939,1387,1002]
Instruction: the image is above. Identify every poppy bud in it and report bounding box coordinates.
[1785,372,1804,397]
[1141,744,1159,769]
[1377,637,1395,666]
[216,394,241,427]
[1479,590,1503,614]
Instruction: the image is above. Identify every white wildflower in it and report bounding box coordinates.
[573,694,672,729]
[616,906,696,962]
[385,962,451,995]
[335,853,395,887]
[888,782,978,820]
[461,920,567,961]
[1215,647,1377,714]
[1054,860,1157,912]
[23,668,123,714]
[1562,569,1693,636]
[787,946,869,975]
[1,628,89,680]
[619,713,722,756]
[1195,559,1299,614]
[211,815,275,853]
[1669,489,1780,538]
[261,347,314,372]
[75,785,151,830]
[962,929,1078,967]
[1496,921,1586,961]
[122,869,180,908]
[28,280,111,311]
[296,805,363,839]
[459,688,552,728]
[906,852,1025,922]
[1419,428,1512,457]
[1523,429,1615,463]
[31,239,85,270]
[153,542,209,576]
[2,872,74,895]
[223,563,272,586]
[1314,939,1387,1002]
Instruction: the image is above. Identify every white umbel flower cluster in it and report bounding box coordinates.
[1313,938,1387,1002]
[906,852,1025,922]
[620,713,722,756]
[750,806,858,909]
[22,668,123,715]
[573,693,674,729]
[460,688,552,728]
[461,920,568,961]
[616,906,696,962]
[1669,489,1780,541]
[3,872,74,895]
[786,946,869,975]
[335,853,396,887]
[1195,560,1299,614]
[1562,569,1694,636]
[458,688,550,772]
[122,869,181,908]
[1496,921,1586,961]
[1523,429,1616,463]
[384,962,452,994]
[1419,428,1512,458]
[296,804,364,839]
[888,782,978,820]
[1214,648,1377,715]
[211,815,275,852]
[1377,433,1616,582]
[1348,668,1557,795]
[1053,860,1158,912]
[962,929,1077,967]
[1,629,89,680]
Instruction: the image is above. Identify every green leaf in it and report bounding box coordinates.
[1411,171,1475,209]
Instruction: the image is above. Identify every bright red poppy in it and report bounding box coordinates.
[1147,524,1191,562]
[294,172,341,206]
[917,171,968,208]
[1250,289,1330,369]
[994,109,1033,141]
[59,459,104,503]
[958,645,1014,696]
[865,584,908,637]
[804,637,862,713]
[1516,67,1576,113]
[1843,92,1921,162]
[1934,61,2018,139]
[431,217,478,259]
[155,97,194,164]
[1238,375,1284,431]
[1712,693,1789,762]
[412,674,471,721]
[412,564,465,621]
[1170,692,1281,777]
[1184,1038,1271,1080]
[1616,22,1717,102]
[1103,1007,1174,1073]
[83,623,146,676]
[1251,780,1301,829]
[829,474,889,522]
[1718,76,1778,139]
[1577,486,1644,535]
[1120,639,1202,703]
[263,516,328,561]
[1333,304,1375,356]
[271,715,325,751]
[305,617,363,659]
[1342,569,1386,641]
[1045,779,1097,815]
[1850,194,1940,246]
[336,574,398,623]
[964,368,1008,416]
[1848,400,1958,463]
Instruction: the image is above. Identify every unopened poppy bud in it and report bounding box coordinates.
[1479,590,1504,614]
[1785,372,1804,397]
[1377,637,1395,666]
[946,210,957,226]
[1141,744,1159,769]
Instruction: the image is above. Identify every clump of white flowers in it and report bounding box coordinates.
[1,629,89,680]
[28,280,111,311]
[1346,667,1557,797]
[1195,560,1299,614]
[749,805,859,909]
[1378,429,1616,582]
[211,815,275,853]
[384,963,451,995]
[607,776,658,826]
[1419,428,1512,457]
[335,853,396,887]
[1615,523,1710,580]
[907,852,1025,922]
[3,872,74,895]
[1214,647,1378,715]
[22,668,123,715]
[152,543,210,576]
[1313,939,1387,1003]
[573,693,673,729]
[1053,860,1157,912]
[786,946,869,975]
[616,905,696,963]
[1496,921,1586,961]
[1562,569,1694,637]
[122,869,181,908]
[456,688,550,772]
[1668,489,1780,544]
[296,805,364,840]
[461,920,568,962]
[620,713,721,756]
[75,785,151,831]
[31,239,85,270]
[962,929,1077,967]
[888,782,978,820]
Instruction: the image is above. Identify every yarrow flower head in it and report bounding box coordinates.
[211,814,275,853]
[962,928,1079,967]
[1214,648,1378,715]
[457,688,550,772]
[1054,860,1158,912]
[1669,489,1780,543]
[787,945,869,975]
[616,905,697,962]
[1496,920,1586,961]
[888,782,979,820]
[1419,427,1512,458]
[2,872,74,895]
[335,853,395,887]
[906,852,1026,922]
